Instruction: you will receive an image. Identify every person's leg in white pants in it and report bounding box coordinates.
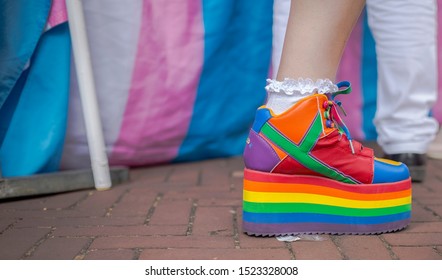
[366,0,438,181]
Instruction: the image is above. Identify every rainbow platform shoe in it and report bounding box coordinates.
[243,82,412,235]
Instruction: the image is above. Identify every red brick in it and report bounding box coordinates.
[167,167,200,185]
[412,188,436,202]
[383,233,442,246]
[411,187,439,203]
[391,246,442,260]
[84,249,135,260]
[139,248,291,260]
[231,170,244,178]
[90,236,234,250]
[230,178,244,193]
[1,156,442,261]
[129,165,171,182]
[0,190,89,211]
[192,207,234,236]
[71,187,129,216]
[291,238,342,260]
[416,196,442,206]
[410,202,440,222]
[0,228,51,259]
[149,199,193,225]
[406,222,442,233]
[15,216,145,228]
[108,189,158,217]
[0,218,16,233]
[41,190,93,209]
[0,208,102,219]
[164,188,239,201]
[199,164,231,188]
[0,197,43,211]
[226,156,245,170]
[198,198,242,207]
[238,234,287,249]
[421,177,442,193]
[127,187,162,198]
[335,236,393,260]
[428,205,442,218]
[28,237,90,260]
[53,225,186,237]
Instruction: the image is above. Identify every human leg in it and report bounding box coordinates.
[277,0,365,80]
[243,0,412,236]
[366,0,438,181]
[267,0,366,115]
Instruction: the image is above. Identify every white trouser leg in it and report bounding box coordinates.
[366,0,439,154]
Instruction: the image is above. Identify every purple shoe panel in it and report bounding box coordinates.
[243,130,280,172]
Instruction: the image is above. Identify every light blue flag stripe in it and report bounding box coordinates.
[175,0,273,162]
[0,23,71,177]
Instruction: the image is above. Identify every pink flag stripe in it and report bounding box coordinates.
[47,0,68,29]
[110,0,204,166]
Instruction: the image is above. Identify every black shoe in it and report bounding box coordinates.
[384,153,427,183]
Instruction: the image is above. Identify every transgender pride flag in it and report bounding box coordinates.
[0,0,441,177]
[0,0,70,176]
[60,0,273,170]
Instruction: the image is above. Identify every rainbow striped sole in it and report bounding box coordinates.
[243,168,412,235]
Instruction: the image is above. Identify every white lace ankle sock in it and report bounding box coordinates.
[265,78,338,115]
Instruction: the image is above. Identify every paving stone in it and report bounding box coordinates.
[53,225,186,237]
[410,202,440,222]
[291,238,342,260]
[1,156,442,260]
[167,167,201,185]
[90,236,235,250]
[108,188,158,217]
[406,222,442,233]
[391,246,442,260]
[0,218,16,233]
[70,187,129,216]
[238,235,287,249]
[0,190,89,210]
[192,206,234,236]
[0,228,51,259]
[84,249,136,260]
[129,165,171,182]
[139,248,292,260]
[383,233,442,246]
[334,236,393,260]
[27,237,90,260]
[15,216,146,228]
[198,198,242,207]
[149,199,193,226]
[435,246,442,256]
[428,205,442,218]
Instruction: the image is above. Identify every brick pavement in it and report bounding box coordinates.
[0,155,442,260]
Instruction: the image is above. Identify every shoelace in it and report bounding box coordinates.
[323,81,355,154]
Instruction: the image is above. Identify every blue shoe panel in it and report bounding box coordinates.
[372,158,410,183]
[252,108,272,133]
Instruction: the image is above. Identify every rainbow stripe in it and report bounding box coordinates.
[243,168,411,235]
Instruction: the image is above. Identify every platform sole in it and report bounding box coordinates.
[242,168,412,236]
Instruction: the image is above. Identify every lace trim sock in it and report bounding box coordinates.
[265,78,338,115]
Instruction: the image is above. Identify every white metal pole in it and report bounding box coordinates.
[66,0,112,190]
